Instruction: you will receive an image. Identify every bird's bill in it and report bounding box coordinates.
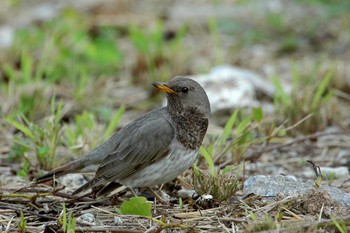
[152,82,177,94]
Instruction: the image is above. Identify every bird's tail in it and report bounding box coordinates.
[36,159,84,183]
[72,180,123,196]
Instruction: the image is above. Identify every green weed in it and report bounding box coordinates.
[8,9,122,81]
[63,111,99,154]
[17,211,27,233]
[59,204,76,233]
[208,108,264,164]
[193,108,271,201]
[120,196,152,217]
[272,66,335,135]
[193,161,241,202]
[62,106,125,156]
[1,57,53,120]
[5,94,124,175]
[330,215,347,233]
[245,212,277,232]
[5,98,63,172]
[0,9,122,121]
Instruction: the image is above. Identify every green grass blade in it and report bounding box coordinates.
[103,105,125,140]
[311,69,333,110]
[3,64,16,82]
[61,203,67,232]
[272,75,289,105]
[222,165,235,175]
[235,116,252,135]
[192,164,200,177]
[52,98,63,125]
[292,63,299,92]
[252,107,263,122]
[5,118,35,141]
[21,52,33,83]
[220,109,238,146]
[330,215,347,233]
[200,146,215,176]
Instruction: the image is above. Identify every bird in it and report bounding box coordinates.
[36,77,211,197]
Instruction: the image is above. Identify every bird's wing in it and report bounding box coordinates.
[80,109,174,190]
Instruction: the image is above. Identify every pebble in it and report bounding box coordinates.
[114,216,123,225]
[58,174,87,192]
[177,189,197,199]
[76,213,96,226]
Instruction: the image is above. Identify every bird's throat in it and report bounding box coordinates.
[169,107,208,150]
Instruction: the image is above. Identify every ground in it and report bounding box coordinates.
[0,0,350,232]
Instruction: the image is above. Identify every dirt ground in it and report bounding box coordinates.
[1,0,350,232]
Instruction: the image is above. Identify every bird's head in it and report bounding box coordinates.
[152,77,211,118]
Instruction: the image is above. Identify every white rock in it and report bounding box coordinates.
[58,174,87,192]
[77,213,96,226]
[177,189,197,199]
[198,194,213,202]
[210,65,275,96]
[114,216,123,225]
[162,65,281,113]
[159,190,171,202]
[187,65,276,112]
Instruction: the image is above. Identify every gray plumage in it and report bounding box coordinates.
[36,77,210,196]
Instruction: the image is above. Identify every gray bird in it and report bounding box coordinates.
[36,77,210,196]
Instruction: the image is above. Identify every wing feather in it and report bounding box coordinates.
[73,107,174,193]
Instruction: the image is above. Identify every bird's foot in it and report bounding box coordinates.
[146,187,169,205]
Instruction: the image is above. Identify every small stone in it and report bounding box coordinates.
[159,190,171,202]
[114,216,123,225]
[58,174,87,192]
[76,213,95,226]
[177,190,197,199]
[195,194,215,208]
[42,204,50,214]
[196,194,213,202]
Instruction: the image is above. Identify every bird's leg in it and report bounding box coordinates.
[128,187,168,204]
[146,187,169,205]
[129,188,138,197]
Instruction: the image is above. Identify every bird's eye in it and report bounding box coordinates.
[181,87,189,93]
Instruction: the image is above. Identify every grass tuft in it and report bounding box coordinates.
[5,98,63,172]
[193,163,241,202]
[272,66,337,135]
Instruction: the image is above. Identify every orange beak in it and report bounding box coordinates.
[152,82,177,94]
